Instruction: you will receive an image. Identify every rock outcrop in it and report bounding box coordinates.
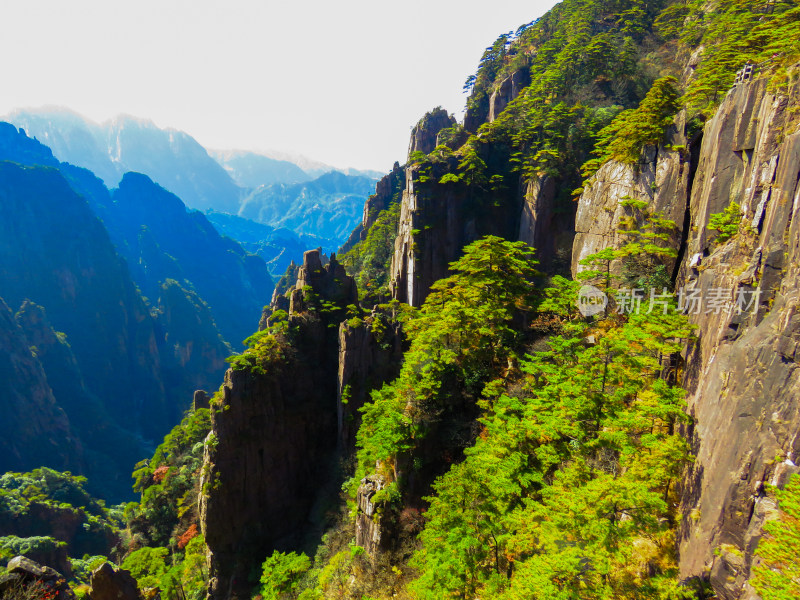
[337,310,404,450]
[673,71,800,598]
[89,563,144,600]
[361,163,406,238]
[294,250,358,309]
[487,68,531,123]
[354,476,387,559]
[517,174,576,272]
[389,161,524,306]
[0,556,75,600]
[201,249,359,600]
[407,108,456,158]
[571,131,690,278]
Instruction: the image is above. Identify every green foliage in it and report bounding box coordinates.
[752,474,800,599]
[69,555,110,585]
[355,236,540,487]
[0,468,108,519]
[0,468,119,569]
[682,0,800,113]
[457,137,489,188]
[129,408,210,548]
[438,172,461,185]
[708,201,742,244]
[341,201,401,304]
[538,275,581,317]
[122,535,207,600]
[0,536,66,564]
[653,4,690,40]
[260,551,312,600]
[410,296,693,599]
[122,546,170,590]
[582,77,680,182]
[274,261,301,299]
[226,330,286,375]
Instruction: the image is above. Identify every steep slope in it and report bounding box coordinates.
[200,251,358,599]
[107,172,273,349]
[82,1,800,598]
[13,301,150,500]
[334,1,800,598]
[0,162,170,438]
[673,73,800,600]
[0,162,186,499]
[0,297,80,476]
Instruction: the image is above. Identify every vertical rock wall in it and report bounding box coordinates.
[571,126,690,278]
[571,68,800,598]
[673,73,800,599]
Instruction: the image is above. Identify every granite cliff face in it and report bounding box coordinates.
[672,73,800,599]
[337,309,403,450]
[200,250,358,599]
[487,67,531,123]
[407,108,456,158]
[572,136,691,277]
[568,66,800,598]
[389,160,542,306]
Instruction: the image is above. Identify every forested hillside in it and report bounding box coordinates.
[2,0,800,599]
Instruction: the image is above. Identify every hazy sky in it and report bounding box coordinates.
[0,0,556,172]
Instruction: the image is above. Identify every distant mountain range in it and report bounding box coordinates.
[4,107,242,213]
[238,171,376,243]
[3,107,382,255]
[0,122,274,499]
[204,211,339,276]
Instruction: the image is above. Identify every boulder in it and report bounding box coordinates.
[89,562,143,600]
[0,556,75,599]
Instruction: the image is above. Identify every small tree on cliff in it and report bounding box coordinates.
[581,76,680,181]
[751,474,800,600]
[356,236,540,487]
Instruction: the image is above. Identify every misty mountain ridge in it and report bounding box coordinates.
[4,107,380,210]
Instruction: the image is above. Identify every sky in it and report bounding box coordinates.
[0,0,557,173]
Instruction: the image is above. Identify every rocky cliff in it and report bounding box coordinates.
[673,72,800,599]
[569,66,800,598]
[388,160,526,306]
[407,108,456,158]
[572,127,692,277]
[200,250,358,599]
[0,297,79,475]
[337,309,403,450]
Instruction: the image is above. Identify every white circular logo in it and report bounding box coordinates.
[577,285,607,316]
